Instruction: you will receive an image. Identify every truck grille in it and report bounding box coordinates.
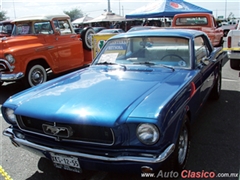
[17,116,114,145]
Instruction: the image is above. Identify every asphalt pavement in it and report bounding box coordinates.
[0,61,239,180]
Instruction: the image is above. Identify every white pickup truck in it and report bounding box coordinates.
[226,22,240,70]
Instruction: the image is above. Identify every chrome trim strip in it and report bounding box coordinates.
[3,127,175,163]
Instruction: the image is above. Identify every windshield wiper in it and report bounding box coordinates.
[159,64,175,72]
[133,62,155,66]
[96,61,127,70]
[96,61,118,65]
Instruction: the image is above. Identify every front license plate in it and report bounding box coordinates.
[49,152,81,173]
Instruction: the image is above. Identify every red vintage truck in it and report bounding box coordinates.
[0,15,95,87]
[171,13,224,47]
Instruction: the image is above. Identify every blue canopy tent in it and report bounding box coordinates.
[125,0,212,19]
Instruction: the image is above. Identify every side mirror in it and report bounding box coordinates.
[217,23,222,28]
[55,28,61,35]
[201,57,210,65]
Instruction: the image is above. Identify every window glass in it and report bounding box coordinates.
[194,36,209,65]
[176,17,208,26]
[54,20,72,35]
[34,21,53,34]
[14,22,32,35]
[0,24,13,34]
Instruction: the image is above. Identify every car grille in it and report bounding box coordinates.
[17,116,114,145]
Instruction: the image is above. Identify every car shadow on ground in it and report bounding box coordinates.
[26,157,144,180]
[0,81,26,104]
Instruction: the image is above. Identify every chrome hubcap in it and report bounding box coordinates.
[87,32,93,46]
[178,125,188,165]
[31,69,44,85]
[217,77,221,93]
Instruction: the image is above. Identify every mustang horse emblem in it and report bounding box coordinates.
[42,123,71,137]
[45,126,66,135]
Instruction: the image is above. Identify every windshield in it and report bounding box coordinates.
[12,21,53,35]
[94,36,190,68]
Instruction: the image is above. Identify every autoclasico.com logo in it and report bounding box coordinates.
[141,170,239,179]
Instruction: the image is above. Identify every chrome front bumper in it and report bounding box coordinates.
[0,72,24,81]
[3,127,175,164]
[227,51,240,60]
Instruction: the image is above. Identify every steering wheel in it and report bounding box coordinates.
[161,54,185,61]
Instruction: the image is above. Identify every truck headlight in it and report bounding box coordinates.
[2,108,17,124]
[136,123,159,145]
[5,54,15,64]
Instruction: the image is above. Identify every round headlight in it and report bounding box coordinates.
[136,123,159,145]
[4,108,17,124]
[5,54,15,64]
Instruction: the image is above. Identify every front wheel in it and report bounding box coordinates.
[166,116,190,172]
[209,71,221,100]
[25,64,47,87]
[176,118,190,171]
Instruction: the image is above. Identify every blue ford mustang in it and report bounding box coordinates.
[1,29,226,174]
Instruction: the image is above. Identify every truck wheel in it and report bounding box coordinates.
[81,27,95,51]
[209,71,221,100]
[25,64,47,87]
[230,59,240,70]
[166,115,190,172]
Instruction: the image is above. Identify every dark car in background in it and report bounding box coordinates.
[73,27,83,34]
[97,28,125,34]
[92,27,106,33]
[127,26,159,32]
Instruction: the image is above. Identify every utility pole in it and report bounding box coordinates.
[122,6,124,16]
[225,0,227,19]
[107,0,111,12]
[119,0,120,15]
[13,0,16,18]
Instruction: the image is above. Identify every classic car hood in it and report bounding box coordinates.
[6,66,193,126]
[1,35,45,49]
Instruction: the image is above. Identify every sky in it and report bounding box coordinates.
[1,0,240,20]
